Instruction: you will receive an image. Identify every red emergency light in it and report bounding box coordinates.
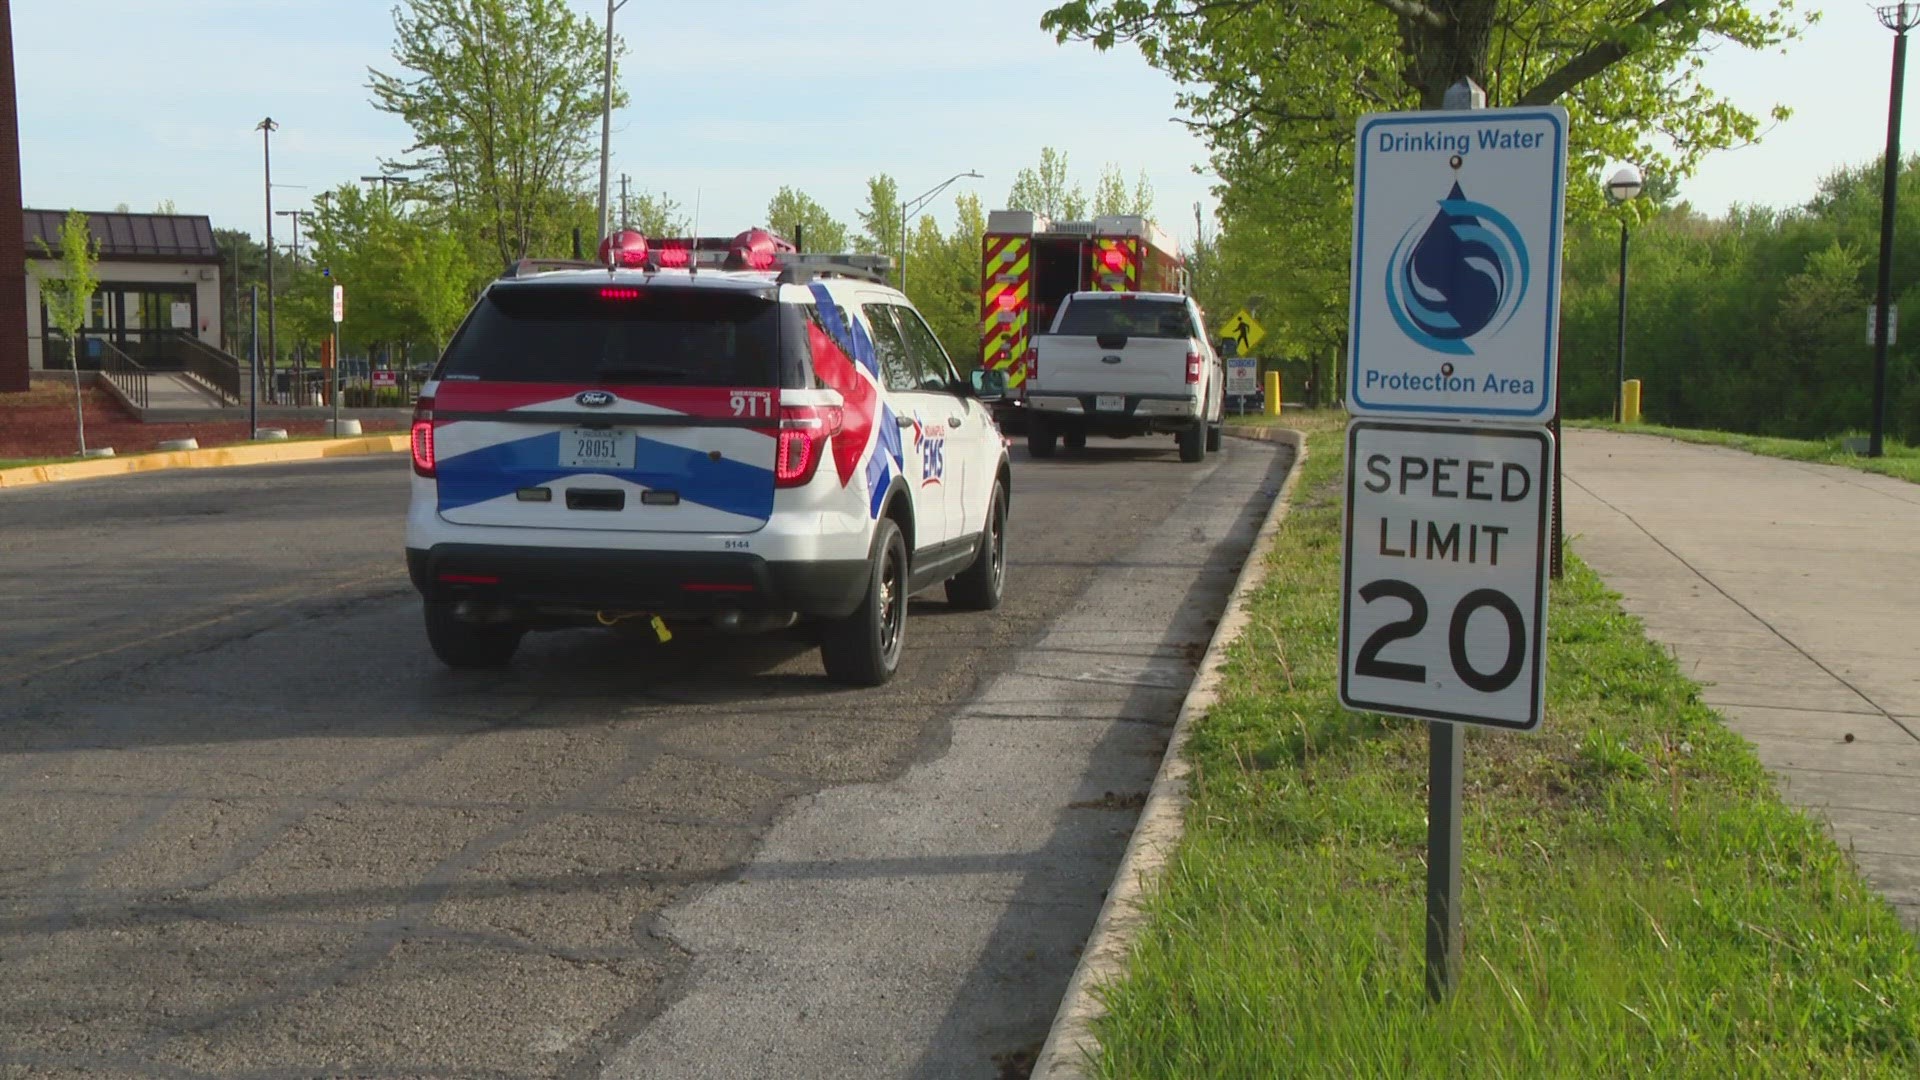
[598,229,650,268]
[1102,247,1128,271]
[995,292,1021,312]
[726,228,781,271]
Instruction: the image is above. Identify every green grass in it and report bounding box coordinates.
[1092,425,1920,1078]
[1571,421,1920,485]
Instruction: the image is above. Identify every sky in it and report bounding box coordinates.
[12,0,1913,252]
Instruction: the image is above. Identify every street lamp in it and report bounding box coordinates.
[257,117,279,382]
[899,170,982,291]
[1870,2,1918,457]
[1605,164,1643,423]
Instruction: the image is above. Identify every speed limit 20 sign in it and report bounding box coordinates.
[1340,420,1552,731]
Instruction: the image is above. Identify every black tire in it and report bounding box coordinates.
[1178,415,1206,462]
[946,482,1007,611]
[820,518,908,686]
[1206,422,1223,452]
[1063,429,1087,451]
[424,601,524,669]
[1028,422,1058,459]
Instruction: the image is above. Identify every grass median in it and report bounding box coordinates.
[1571,420,1920,485]
[1093,424,1920,1077]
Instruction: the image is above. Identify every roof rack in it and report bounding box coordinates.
[775,253,895,286]
[501,257,603,278]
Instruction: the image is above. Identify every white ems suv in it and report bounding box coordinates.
[405,229,1013,686]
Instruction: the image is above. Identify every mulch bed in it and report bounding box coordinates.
[1,380,404,461]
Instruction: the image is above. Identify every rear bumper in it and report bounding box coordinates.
[407,544,870,619]
[1027,392,1201,434]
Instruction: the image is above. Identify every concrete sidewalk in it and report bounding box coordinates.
[1563,429,1920,931]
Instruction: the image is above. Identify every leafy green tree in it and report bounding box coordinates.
[766,187,848,253]
[1092,165,1158,217]
[622,190,687,236]
[856,174,903,257]
[369,0,622,268]
[903,192,989,366]
[1007,147,1088,221]
[33,211,100,453]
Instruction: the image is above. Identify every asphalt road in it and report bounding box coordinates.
[0,434,1292,1079]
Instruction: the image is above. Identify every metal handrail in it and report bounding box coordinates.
[99,341,150,411]
[167,334,243,406]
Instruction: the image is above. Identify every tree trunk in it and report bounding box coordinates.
[1408,0,1497,108]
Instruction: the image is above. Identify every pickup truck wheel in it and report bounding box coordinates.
[1028,423,1058,459]
[424,602,524,669]
[1206,422,1223,452]
[820,519,907,686]
[1178,416,1206,463]
[1063,429,1087,451]
[945,483,1007,611]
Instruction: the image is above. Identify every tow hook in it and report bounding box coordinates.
[596,611,673,643]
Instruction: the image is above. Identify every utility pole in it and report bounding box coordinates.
[257,118,279,379]
[275,209,308,263]
[620,173,631,230]
[1871,2,1917,458]
[596,0,628,247]
[0,0,27,393]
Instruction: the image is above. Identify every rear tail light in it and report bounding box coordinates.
[411,396,437,477]
[775,403,845,488]
[1185,352,1203,385]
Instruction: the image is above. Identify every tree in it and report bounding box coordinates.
[766,186,848,253]
[856,174,902,256]
[1043,0,1806,223]
[34,210,100,454]
[622,190,687,236]
[1007,147,1087,221]
[368,0,622,269]
[1092,164,1158,216]
[903,192,989,365]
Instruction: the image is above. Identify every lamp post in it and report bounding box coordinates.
[1871,3,1918,458]
[596,0,629,248]
[899,170,982,291]
[1605,164,1643,423]
[257,117,278,382]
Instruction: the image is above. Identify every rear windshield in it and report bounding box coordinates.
[1054,298,1193,339]
[436,284,809,387]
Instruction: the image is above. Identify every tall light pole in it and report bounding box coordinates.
[596,0,629,247]
[1871,3,1917,457]
[1605,164,1643,423]
[257,118,279,377]
[899,170,982,290]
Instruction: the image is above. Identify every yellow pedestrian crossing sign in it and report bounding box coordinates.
[1221,309,1265,354]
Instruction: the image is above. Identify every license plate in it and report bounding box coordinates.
[1095,394,1125,413]
[562,429,635,470]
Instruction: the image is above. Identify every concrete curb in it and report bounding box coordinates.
[0,434,409,491]
[1031,425,1310,1079]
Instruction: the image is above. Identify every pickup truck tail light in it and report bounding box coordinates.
[410,397,437,477]
[1185,352,1202,384]
[775,403,845,488]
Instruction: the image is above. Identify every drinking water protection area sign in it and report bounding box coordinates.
[1347,106,1568,421]
[1340,420,1552,732]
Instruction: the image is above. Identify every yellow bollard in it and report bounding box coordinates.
[1622,379,1642,424]
[1264,371,1282,417]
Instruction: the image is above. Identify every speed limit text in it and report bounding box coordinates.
[1362,453,1534,567]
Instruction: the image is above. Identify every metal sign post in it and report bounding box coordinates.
[331,284,344,435]
[1341,82,1567,1002]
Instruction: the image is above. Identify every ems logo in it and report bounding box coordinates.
[911,416,945,487]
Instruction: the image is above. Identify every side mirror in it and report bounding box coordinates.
[971,368,1009,402]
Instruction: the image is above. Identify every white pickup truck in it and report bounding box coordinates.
[1024,291,1225,463]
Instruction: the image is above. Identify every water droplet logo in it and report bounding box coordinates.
[1384,181,1530,356]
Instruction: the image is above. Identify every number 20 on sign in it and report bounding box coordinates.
[1339,420,1552,732]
